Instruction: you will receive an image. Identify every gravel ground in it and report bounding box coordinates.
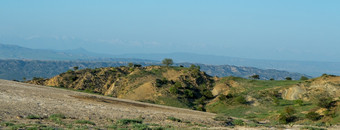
[0,79,224,129]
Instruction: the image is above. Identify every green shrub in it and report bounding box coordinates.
[194,96,206,105]
[155,78,168,87]
[235,96,247,104]
[273,97,280,106]
[278,113,296,124]
[49,114,66,124]
[285,77,292,80]
[0,122,15,127]
[132,123,149,129]
[300,76,309,80]
[117,119,143,125]
[294,99,303,106]
[305,111,321,121]
[74,120,95,125]
[27,115,41,119]
[232,119,244,126]
[284,106,296,115]
[218,95,227,101]
[167,116,182,122]
[279,106,297,124]
[202,89,213,99]
[174,82,182,88]
[195,105,206,111]
[169,86,178,94]
[317,97,333,109]
[183,89,194,98]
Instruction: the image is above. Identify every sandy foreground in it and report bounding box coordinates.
[0,79,226,128]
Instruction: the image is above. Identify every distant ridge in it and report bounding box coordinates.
[117,52,340,77]
[0,59,309,81]
[0,43,155,62]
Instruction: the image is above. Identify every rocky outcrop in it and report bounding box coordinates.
[281,75,340,101]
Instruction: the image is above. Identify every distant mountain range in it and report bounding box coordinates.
[1,43,335,78]
[0,43,155,62]
[117,53,340,77]
[0,59,308,81]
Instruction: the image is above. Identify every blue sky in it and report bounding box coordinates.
[0,0,339,62]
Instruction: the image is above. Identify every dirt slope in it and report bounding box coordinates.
[0,79,223,129]
[281,75,340,101]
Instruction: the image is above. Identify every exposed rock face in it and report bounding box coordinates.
[281,75,340,101]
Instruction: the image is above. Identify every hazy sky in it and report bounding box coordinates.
[1,0,339,62]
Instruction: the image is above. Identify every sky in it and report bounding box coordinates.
[0,0,339,62]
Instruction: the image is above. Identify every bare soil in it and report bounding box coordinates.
[0,79,223,129]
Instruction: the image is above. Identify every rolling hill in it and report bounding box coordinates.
[27,65,340,128]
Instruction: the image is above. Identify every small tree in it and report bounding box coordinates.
[235,96,247,104]
[305,111,321,121]
[162,58,173,66]
[317,97,333,109]
[300,76,309,80]
[285,77,292,80]
[279,106,297,124]
[294,99,303,106]
[128,62,134,67]
[249,74,260,80]
[73,66,79,71]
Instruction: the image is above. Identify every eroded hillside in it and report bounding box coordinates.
[28,66,340,127]
[29,65,215,110]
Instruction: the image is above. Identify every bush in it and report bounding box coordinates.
[174,82,182,88]
[285,77,292,80]
[300,76,309,80]
[194,96,206,105]
[74,120,96,125]
[218,95,227,101]
[49,113,66,124]
[278,113,296,124]
[317,97,333,109]
[167,116,182,122]
[183,89,194,98]
[235,96,247,104]
[279,106,297,124]
[232,119,244,126]
[26,114,41,119]
[162,58,173,66]
[0,122,15,127]
[273,97,280,106]
[284,106,296,115]
[294,99,303,106]
[128,62,134,67]
[305,111,321,121]
[117,119,143,125]
[132,123,149,129]
[249,74,260,79]
[202,89,213,99]
[169,86,178,94]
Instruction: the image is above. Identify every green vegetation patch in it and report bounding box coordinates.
[155,96,191,109]
[116,119,143,125]
[26,115,42,119]
[167,116,182,122]
[74,120,96,125]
